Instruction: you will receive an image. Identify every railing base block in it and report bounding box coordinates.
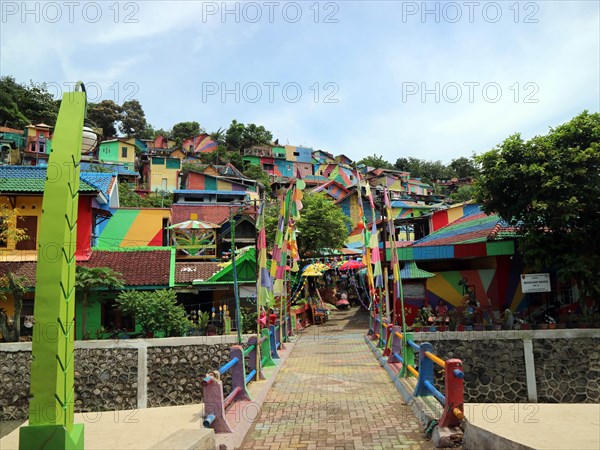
[432,426,463,448]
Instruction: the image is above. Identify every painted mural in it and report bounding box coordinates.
[96,208,170,248]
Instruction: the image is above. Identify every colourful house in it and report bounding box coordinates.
[312,149,336,164]
[98,139,137,170]
[182,134,218,154]
[22,123,53,166]
[149,156,181,193]
[285,145,313,163]
[405,178,433,196]
[335,154,353,166]
[183,171,249,193]
[0,166,104,262]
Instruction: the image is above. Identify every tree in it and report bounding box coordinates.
[265,192,349,257]
[0,76,59,127]
[119,99,147,137]
[87,100,122,137]
[449,156,479,179]
[243,164,272,196]
[75,266,124,339]
[115,289,189,337]
[118,182,173,208]
[0,273,28,342]
[210,127,226,145]
[0,204,28,247]
[171,121,204,145]
[225,120,273,152]
[449,185,474,203]
[357,154,394,170]
[475,111,600,298]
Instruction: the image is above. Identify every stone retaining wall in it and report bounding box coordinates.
[412,328,600,404]
[0,335,250,421]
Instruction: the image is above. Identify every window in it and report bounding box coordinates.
[39,142,45,153]
[15,216,38,251]
[30,143,37,152]
[293,152,300,156]
[121,147,128,158]
[152,157,165,165]
[166,158,180,169]
[263,164,274,171]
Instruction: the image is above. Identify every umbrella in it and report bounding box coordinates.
[338,260,366,271]
[302,267,325,277]
[168,219,220,230]
[303,263,330,273]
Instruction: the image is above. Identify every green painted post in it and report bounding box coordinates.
[400,332,416,378]
[19,86,87,449]
[259,328,275,367]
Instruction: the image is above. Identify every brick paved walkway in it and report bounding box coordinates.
[240,307,433,450]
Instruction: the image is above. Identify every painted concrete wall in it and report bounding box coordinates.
[96,208,170,248]
[150,157,180,193]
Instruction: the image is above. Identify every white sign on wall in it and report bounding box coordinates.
[520,273,551,293]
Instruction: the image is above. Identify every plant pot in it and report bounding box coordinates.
[520,323,530,330]
[438,326,447,332]
[547,323,557,330]
[457,325,465,332]
[465,325,473,332]
[537,324,548,330]
[474,324,484,331]
[414,326,421,332]
[429,326,437,332]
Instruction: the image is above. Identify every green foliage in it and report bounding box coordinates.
[449,156,479,179]
[118,182,173,208]
[171,121,204,145]
[87,100,122,137]
[449,185,474,203]
[243,164,272,196]
[119,99,147,137]
[115,289,189,337]
[0,76,58,127]
[357,154,394,170]
[476,111,600,298]
[0,205,28,248]
[225,120,273,152]
[275,192,350,257]
[394,157,455,183]
[240,306,258,334]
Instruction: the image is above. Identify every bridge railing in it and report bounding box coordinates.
[202,330,282,433]
[385,325,465,428]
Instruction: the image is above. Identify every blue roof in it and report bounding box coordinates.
[174,190,247,196]
[0,165,97,192]
[80,172,115,197]
[80,162,139,176]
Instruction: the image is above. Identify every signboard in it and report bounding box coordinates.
[520,273,551,293]
[403,283,426,299]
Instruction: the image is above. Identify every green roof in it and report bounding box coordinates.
[400,261,436,279]
[193,247,257,285]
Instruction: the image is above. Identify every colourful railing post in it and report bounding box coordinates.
[401,331,415,377]
[229,345,251,402]
[269,325,280,359]
[438,359,465,428]
[246,336,265,381]
[413,342,435,397]
[202,375,234,433]
[383,324,394,356]
[277,320,286,349]
[259,328,276,367]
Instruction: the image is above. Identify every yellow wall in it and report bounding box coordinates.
[121,209,171,247]
[150,161,180,192]
[0,196,42,261]
[118,142,137,166]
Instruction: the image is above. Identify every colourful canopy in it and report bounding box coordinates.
[338,260,366,270]
[168,219,220,230]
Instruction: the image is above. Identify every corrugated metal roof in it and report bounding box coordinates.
[400,261,436,279]
[0,166,97,193]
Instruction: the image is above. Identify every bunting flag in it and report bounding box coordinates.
[383,187,405,328]
[256,199,273,308]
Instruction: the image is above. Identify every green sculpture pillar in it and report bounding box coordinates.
[19,85,87,449]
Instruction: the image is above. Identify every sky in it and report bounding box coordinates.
[1,1,599,163]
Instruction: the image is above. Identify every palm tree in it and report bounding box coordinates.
[75,266,124,339]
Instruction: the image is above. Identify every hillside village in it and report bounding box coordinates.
[0,120,491,339]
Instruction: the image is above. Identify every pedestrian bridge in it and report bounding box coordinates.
[1,308,598,450]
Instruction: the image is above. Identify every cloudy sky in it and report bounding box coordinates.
[1,1,599,162]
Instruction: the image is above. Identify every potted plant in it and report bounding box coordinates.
[448,309,459,331]
[417,306,434,331]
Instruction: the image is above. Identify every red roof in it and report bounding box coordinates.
[175,262,221,283]
[172,204,242,225]
[81,250,171,286]
[0,249,172,288]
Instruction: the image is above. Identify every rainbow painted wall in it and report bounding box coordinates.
[96,208,170,248]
